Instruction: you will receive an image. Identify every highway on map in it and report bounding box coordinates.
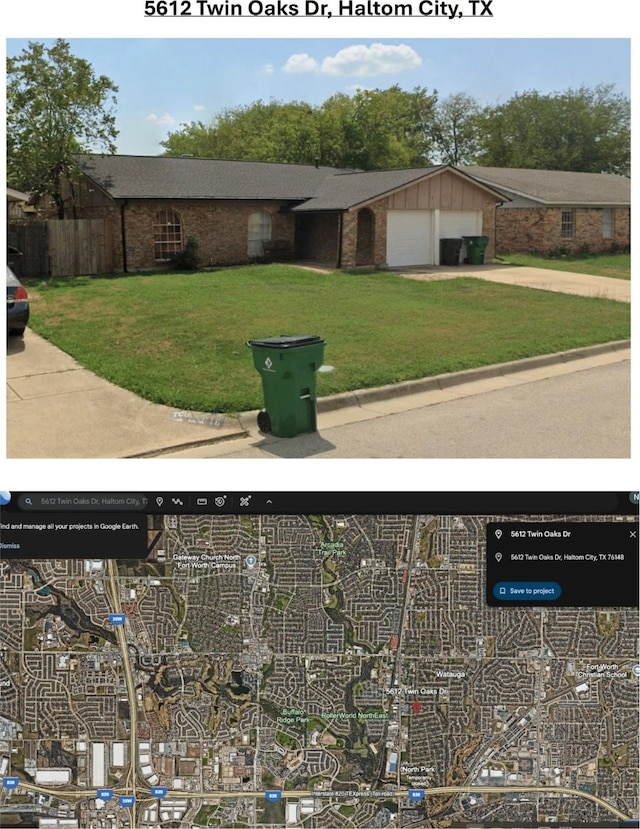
[11,780,633,823]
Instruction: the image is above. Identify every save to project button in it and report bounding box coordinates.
[493,581,562,601]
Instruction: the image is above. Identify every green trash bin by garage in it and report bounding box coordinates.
[462,235,490,264]
[247,335,326,437]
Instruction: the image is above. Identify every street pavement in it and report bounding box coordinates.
[163,358,630,458]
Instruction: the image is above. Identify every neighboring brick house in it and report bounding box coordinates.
[458,167,630,255]
[58,155,506,272]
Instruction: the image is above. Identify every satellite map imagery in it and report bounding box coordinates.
[0,492,638,829]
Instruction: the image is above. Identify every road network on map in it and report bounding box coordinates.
[1,513,638,827]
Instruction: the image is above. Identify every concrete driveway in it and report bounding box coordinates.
[397,263,631,302]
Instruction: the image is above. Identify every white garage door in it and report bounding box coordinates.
[387,210,432,267]
[439,210,483,264]
[440,210,483,239]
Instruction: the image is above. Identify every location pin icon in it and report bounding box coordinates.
[495,552,502,562]
[495,529,502,539]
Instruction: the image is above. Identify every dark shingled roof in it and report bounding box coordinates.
[458,166,630,206]
[73,154,343,201]
[290,167,446,212]
[74,155,507,211]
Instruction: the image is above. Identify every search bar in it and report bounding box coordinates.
[19,493,148,511]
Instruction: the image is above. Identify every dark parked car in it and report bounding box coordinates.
[6,265,30,336]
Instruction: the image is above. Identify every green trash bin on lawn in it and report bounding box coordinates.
[462,235,490,264]
[247,334,326,437]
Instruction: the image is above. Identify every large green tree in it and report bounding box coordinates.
[7,39,119,217]
[431,92,482,165]
[162,100,320,163]
[162,85,438,170]
[320,86,437,169]
[476,84,630,174]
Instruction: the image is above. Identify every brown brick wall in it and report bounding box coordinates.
[119,200,296,271]
[341,201,388,269]
[482,201,497,261]
[294,213,340,264]
[496,207,630,254]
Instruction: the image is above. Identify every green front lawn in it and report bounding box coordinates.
[27,265,630,413]
[496,252,630,280]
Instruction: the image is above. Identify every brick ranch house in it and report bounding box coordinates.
[56,154,508,272]
[459,167,630,255]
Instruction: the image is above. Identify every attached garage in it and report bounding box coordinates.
[383,171,498,267]
[386,208,484,267]
[386,210,432,267]
[291,164,506,269]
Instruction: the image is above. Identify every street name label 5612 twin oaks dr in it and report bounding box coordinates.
[144,0,492,15]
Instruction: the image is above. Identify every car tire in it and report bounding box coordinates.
[10,327,25,336]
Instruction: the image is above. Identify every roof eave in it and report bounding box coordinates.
[345,165,510,212]
[539,200,630,207]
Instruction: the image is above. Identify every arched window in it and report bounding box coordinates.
[153,209,183,261]
[247,210,272,257]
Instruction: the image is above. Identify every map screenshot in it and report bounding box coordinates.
[0,491,638,829]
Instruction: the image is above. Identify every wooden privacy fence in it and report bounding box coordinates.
[8,219,115,278]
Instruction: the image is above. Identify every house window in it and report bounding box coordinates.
[247,210,272,257]
[153,209,183,261]
[560,210,574,239]
[602,208,614,238]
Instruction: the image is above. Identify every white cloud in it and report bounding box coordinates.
[262,63,275,74]
[283,53,319,74]
[321,43,422,77]
[147,112,177,126]
[194,105,206,112]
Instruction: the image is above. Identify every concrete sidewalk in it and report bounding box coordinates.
[6,330,245,458]
[6,328,630,459]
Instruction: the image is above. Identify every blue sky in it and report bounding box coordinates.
[6,38,630,156]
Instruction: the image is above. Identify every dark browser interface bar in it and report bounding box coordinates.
[5,491,639,515]
[1,491,637,606]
